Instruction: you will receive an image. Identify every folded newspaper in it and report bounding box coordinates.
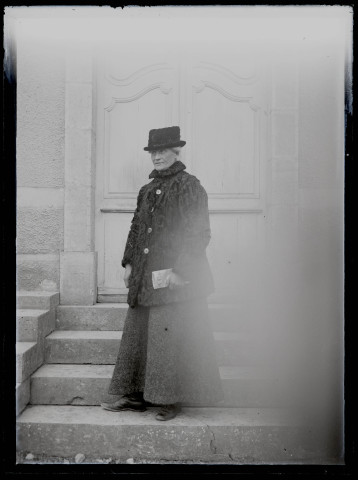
[152,268,173,289]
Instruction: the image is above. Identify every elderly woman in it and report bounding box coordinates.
[101,126,224,420]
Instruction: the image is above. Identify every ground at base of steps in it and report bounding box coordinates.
[15,451,236,464]
[15,451,339,465]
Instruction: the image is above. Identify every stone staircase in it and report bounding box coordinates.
[16,296,333,463]
[16,291,59,416]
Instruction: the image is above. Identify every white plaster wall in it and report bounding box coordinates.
[16,33,66,291]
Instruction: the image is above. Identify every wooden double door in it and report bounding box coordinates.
[95,42,270,308]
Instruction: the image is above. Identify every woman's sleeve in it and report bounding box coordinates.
[121,185,146,268]
[172,178,211,279]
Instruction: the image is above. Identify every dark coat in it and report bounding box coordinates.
[122,160,215,308]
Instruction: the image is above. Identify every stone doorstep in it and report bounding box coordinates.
[16,378,30,416]
[16,309,55,342]
[44,331,256,366]
[17,291,59,310]
[16,342,42,383]
[16,405,331,463]
[55,303,250,332]
[55,304,128,331]
[30,364,282,408]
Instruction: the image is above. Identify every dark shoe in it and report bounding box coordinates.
[155,404,181,421]
[126,392,144,402]
[101,395,147,412]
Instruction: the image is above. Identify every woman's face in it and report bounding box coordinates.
[150,148,177,171]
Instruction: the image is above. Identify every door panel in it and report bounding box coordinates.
[95,46,269,303]
[191,89,257,195]
[98,212,133,296]
[101,54,178,200]
[105,89,172,195]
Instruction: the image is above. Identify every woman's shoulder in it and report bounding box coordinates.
[179,171,207,193]
[176,171,208,204]
[179,171,201,186]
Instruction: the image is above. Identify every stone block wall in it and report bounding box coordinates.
[60,48,97,305]
[16,34,66,292]
[16,27,97,304]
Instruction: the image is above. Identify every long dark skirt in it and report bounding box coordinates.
[108,298,224,405]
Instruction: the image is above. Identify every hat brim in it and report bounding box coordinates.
[144,140,186,151]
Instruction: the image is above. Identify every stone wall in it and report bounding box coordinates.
[16,34,66,292]
[16,29,97,304]
[60,48,97,305]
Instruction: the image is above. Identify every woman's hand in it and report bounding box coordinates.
[168,272,189,290]
[124,264,132,288]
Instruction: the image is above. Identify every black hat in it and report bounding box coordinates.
[144,126,186,151]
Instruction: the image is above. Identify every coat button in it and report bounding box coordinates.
[144,248,149,254]
[148,227,152,233]
[156,189,162,195]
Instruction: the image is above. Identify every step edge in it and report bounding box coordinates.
[17,309,50,317]
[46,331,123,339]
[16,342,38,354]
[31,364,277,380]
[16,405,300,427]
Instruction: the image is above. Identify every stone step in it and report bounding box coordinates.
[56,304,128,331]
[56,303,248,332]
[16,405,329,463]
[16,342,42,383]
[30,364,282,407]
[45,330,256,366]
[17,291,59,311]
[45,331,123,365]
[17,309,55,342]
[16,379,30,416]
